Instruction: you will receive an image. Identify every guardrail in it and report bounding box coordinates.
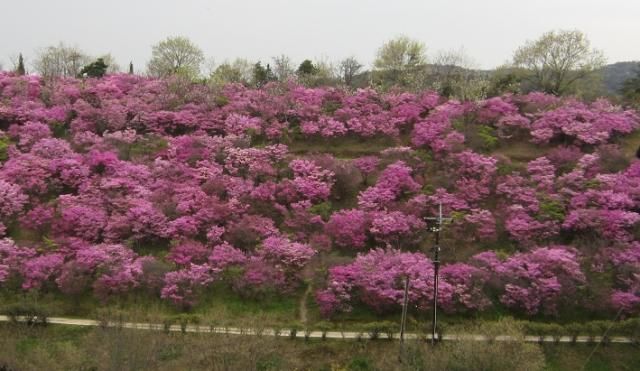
[0,315,636,343]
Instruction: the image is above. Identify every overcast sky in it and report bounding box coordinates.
[1,0,638,72]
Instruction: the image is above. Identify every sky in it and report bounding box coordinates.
[1,0,639,72]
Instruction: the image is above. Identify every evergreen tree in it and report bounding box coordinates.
[79,58,109,78]
[297,60,317,76]
[252,62,275,87]
[129,61,134,74]
[16,53,26,76]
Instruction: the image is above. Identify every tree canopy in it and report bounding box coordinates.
[147,36,205,78]
[373,36,427,89]
[512,30,606,95]
[80,58,108,78]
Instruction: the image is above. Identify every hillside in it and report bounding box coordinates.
[602,61,640,94]
[0,72,639,327]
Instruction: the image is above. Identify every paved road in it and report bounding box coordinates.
[0,315,634,343]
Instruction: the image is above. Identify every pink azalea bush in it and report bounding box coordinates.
[472,247,586,315]
[0,71,638,317]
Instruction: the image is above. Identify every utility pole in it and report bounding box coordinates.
[399,276,410,361]
[425,202,451,345]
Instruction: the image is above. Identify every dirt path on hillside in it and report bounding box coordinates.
[299,283,312,324]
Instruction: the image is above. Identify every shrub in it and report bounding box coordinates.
[477,125,499,151]
[2,302,49,326]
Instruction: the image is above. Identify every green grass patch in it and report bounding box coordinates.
[543,344,640,371]
[493,140,548,163]
[1,322,638,370]
[619,129,640,159]
[288,135,400,158]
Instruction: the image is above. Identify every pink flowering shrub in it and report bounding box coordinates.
[473,247,586,315]
[369,210,425,246]
[353,156,379,184]
[357,161,420,210]
[0,238,36,284]
[0,180,28,224]
[209,242,247,269]
[20,253,65,290]
[448,151,497,203]
[607,243,640,315]
[317,248,493,317]
[530,100,639,145]
[411,101,467,153]
[0,72,639,317]
[259,235,316,270]
[462,209,497,241]
[325,209,370,249]
[161,263,218,308]
[8,121,52,149]
[316,249,441,316]
[167,240,210,266]
[440,263,492,312]
[288,159,335,201]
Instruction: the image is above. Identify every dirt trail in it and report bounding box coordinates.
[299,283,312,324]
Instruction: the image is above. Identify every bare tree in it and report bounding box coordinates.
[430,47,488,100]
[209,58,253,86]
[97,53,121,74]
[271,54,295,81]
[432,48,475,83]
[147,36,205,78]
[338,56,363,87]
[512,29,606,95]
[33,43,91,79]
[202,57,218,77]
[297,56,338,87]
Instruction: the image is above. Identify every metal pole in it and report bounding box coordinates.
[425,203,449,346]
[432,241,440,344]
[400,277,410,341]
[431,203,442,345]
[399,277,410,361]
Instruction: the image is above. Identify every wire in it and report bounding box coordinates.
[581,306,625,370]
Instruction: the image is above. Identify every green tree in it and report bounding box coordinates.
[430,48,488,100]
[80,58,108,78]
[297,59,317,76]
[129,61,134,74]
[16,53,26,75]
[147,36,204,78]
[297,58,338,87]
[209,58,253,86]
[512,29,606,95]
[97,53,120,74]
[252,61,275,87]
[373,36,427,89]
[487,65,524,97]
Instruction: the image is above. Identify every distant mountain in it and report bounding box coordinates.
[602,61,640,94]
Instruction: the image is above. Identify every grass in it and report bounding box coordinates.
[619,129,640,158]
[543,344,640,371]
[288,135,400,158]
[1,322,638,370]
[492,140,548,164]
[1,284,300,327]
[2,283,632,334]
